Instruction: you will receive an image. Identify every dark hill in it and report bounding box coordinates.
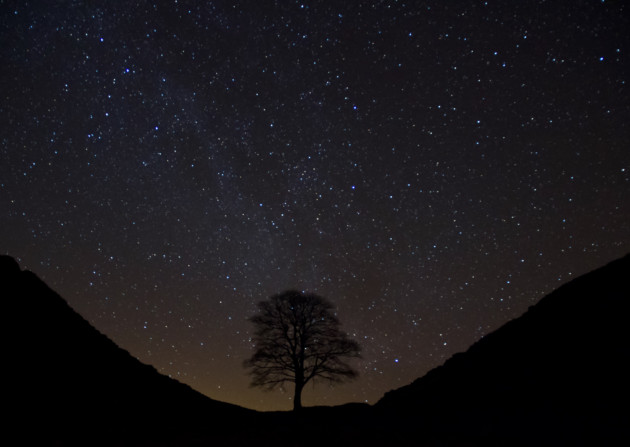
[4,254,629,446]
[375,254,630,446]
[1,255,257,446]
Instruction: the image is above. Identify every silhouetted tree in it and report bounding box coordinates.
[244,290,361,411]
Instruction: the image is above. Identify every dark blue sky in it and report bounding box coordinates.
[1,0,628,410]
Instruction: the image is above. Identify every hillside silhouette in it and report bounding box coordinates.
[3,253,629,446]
[2,255,258,445]
[375,253,630,446]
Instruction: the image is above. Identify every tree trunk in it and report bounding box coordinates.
[293,379,304,411]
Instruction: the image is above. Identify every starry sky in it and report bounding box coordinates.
[1,0,629,411]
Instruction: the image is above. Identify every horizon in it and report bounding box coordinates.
[4,251,628,412]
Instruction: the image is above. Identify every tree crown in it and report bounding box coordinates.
[244,291,361,397]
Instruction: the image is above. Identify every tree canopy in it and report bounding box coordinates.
[244,290,361,411]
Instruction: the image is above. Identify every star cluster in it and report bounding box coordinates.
[1,0,629,410]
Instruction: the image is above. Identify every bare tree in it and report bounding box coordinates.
[244,290,361,411]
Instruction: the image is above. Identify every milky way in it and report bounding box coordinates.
[1,0,628,410]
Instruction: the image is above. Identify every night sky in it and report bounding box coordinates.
[1,0,628,411]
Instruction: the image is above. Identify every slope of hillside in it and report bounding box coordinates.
[2,255,254,445]
[375,254,630,445]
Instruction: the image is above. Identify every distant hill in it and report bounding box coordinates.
[375,254,630,446]
[1,255,255,446]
